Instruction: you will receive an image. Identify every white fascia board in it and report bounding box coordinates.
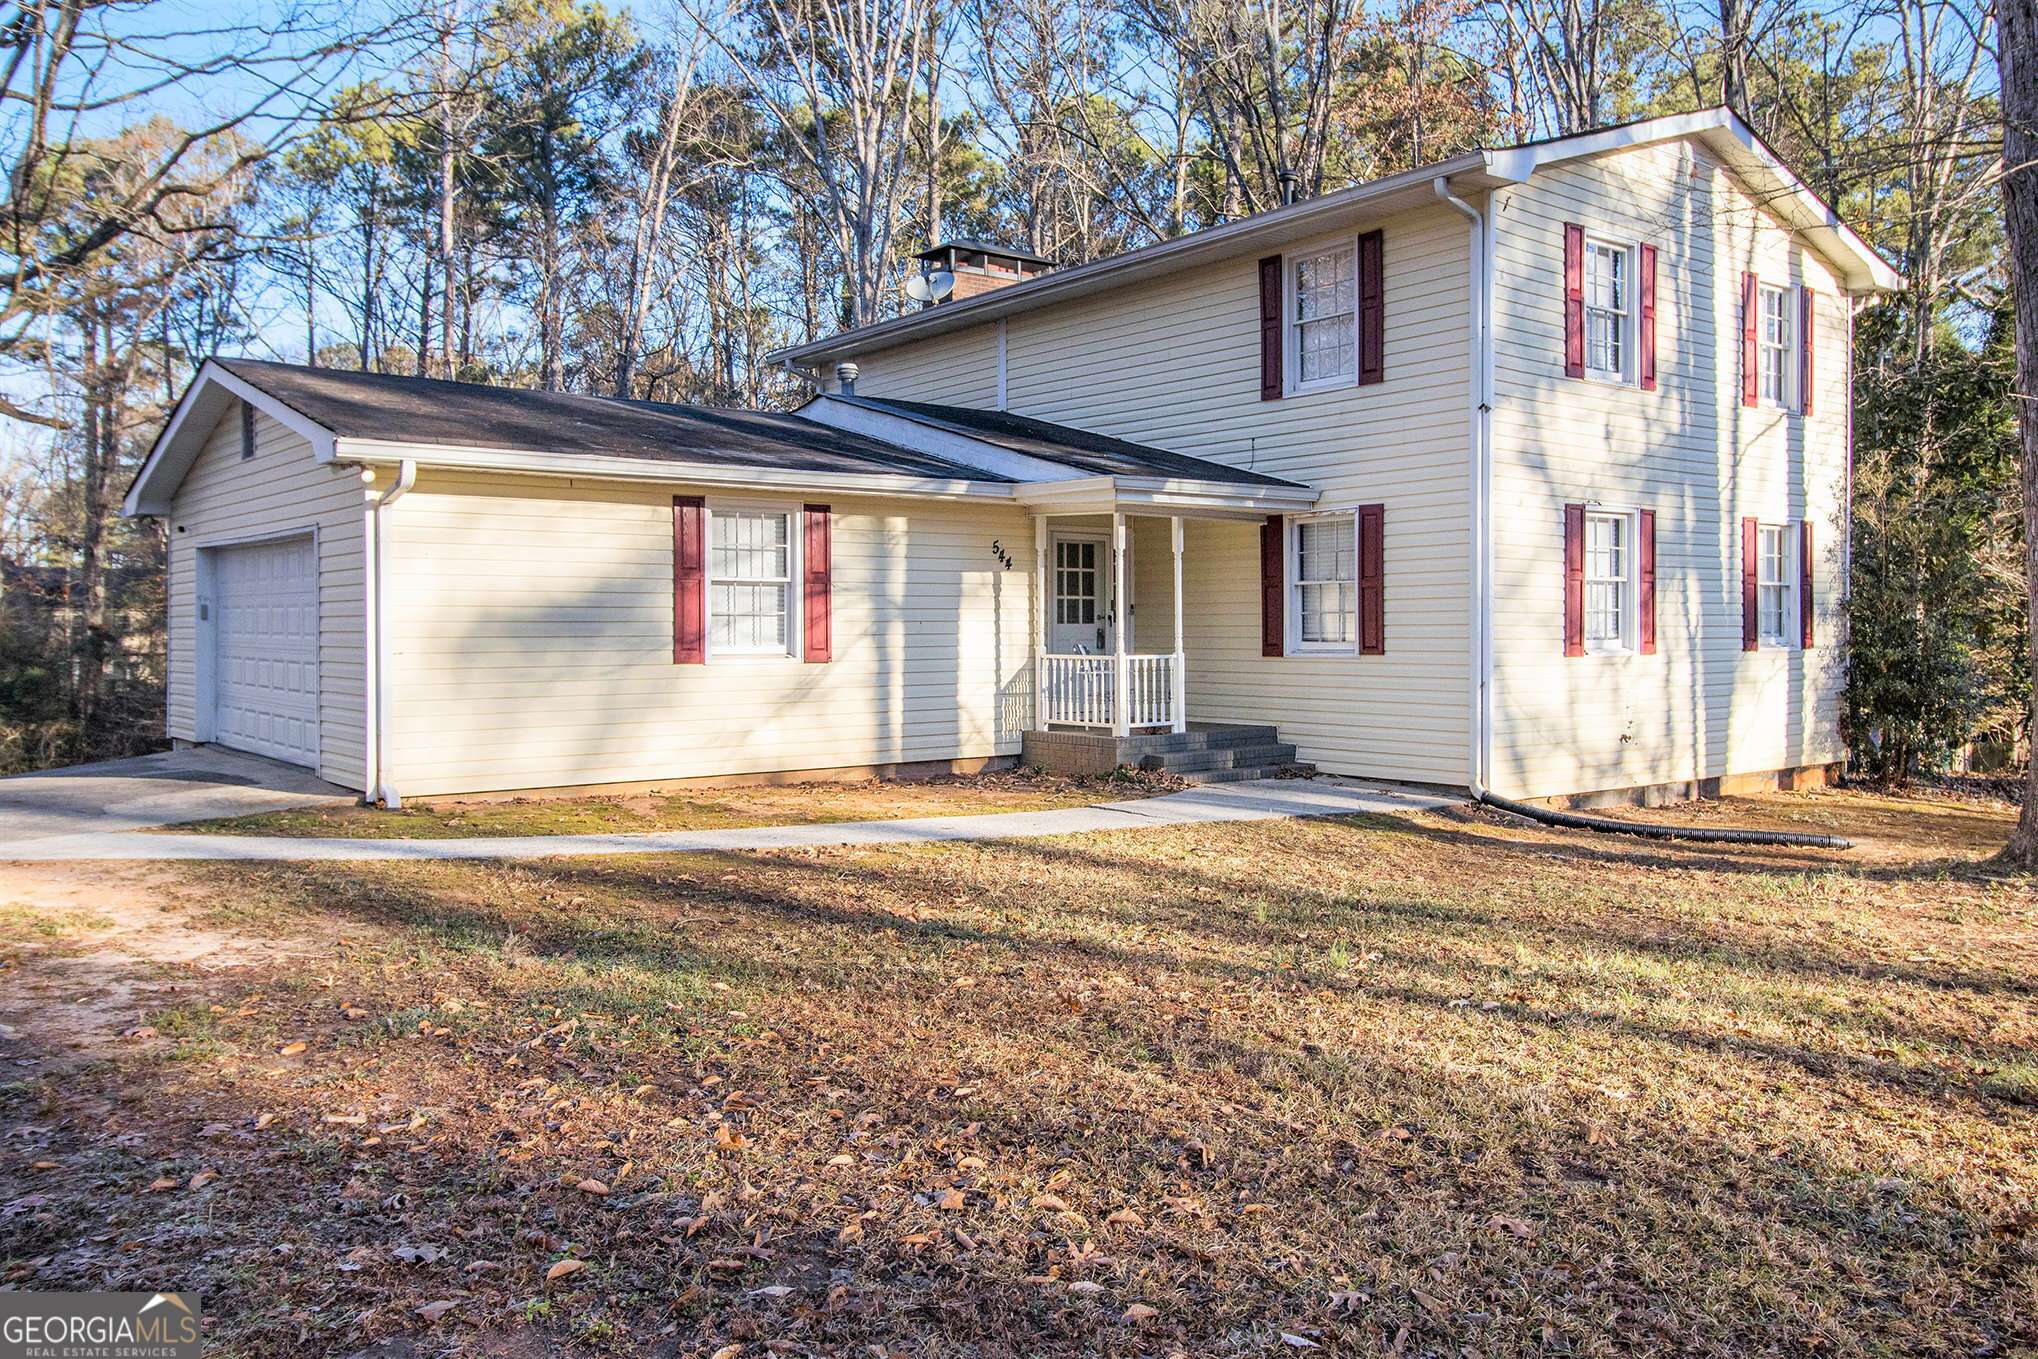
[331,438,1018,502]
[1018,475,1317,518]
[1482,108,1901,294]
[123,360,338,516]
[770,151,1489,368]
[1478,108,1735,182]
[1699,123,1904,293]
[795,396,1078,481]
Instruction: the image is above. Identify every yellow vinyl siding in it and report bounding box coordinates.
[1486,139,1849,800]
[164,404,368,790]
[856,202,1474,786]
[377,472,1034,796]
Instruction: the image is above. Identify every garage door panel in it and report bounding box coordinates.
[213,535,319,767]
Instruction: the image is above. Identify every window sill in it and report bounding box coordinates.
[1285,646,1360,658]
[1285,376,1357,399]
[1580,370,1633,389]
[1583,645,1637,658]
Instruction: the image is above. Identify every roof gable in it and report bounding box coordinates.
[769,107,1897,370]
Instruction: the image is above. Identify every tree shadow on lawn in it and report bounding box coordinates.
[4,869,2031,1359]
[967,813,2038,1003]
[227,837,2036,1122]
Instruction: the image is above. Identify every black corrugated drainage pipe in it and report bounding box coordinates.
[1474,790,1854,850]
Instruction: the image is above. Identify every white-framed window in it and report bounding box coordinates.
[1289,512,1356,652]
[1758,284,1792,405]
[1757,522,1794,647]
[709,506,798,657]
[1583,239,1631,382]
[1584,510,1633,653]
[1289,244,1357,392]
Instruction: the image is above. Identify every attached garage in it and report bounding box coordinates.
[205,533,320,767]
[125,362,372,795]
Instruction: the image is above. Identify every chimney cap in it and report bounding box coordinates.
[914,239,1057,269]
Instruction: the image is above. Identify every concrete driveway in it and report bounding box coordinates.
[0,747,353,845]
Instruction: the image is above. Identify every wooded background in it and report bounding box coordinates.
[0,0,2016,787]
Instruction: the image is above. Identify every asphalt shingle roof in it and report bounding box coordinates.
[845,397,1305,488]
[217,360,1014,482]
[214,360,1299,490]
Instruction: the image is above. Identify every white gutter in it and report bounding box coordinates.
[365,458,416,808]
[1016,473,1318,517]
[1434,176,1495,800]
[330,438,1015,503]
[772,151,1492,366]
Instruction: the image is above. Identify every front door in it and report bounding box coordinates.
[1051,534,1113,654]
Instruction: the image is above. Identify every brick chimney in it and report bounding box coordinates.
[912,240,1055,304]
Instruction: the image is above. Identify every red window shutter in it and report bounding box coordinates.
[1260,515,1285,656]
[1741,516,1759,650]
[1799,518,1815,648]
[1358,503,1385,654]
[1741,273,1760,407]
[803,503,832,663]
[1799,287,1815,416]
[1357,229,1385,386]
[1563,224,1585,379]
[1258,255,1283,401]
[1638,508,1657,654]
[1638,244,1659,392]
[1562,503,1585,656]
[673,495,706,664]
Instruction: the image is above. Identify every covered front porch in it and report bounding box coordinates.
[1022,472,1316,741]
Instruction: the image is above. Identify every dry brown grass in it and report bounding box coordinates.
[172,768,1179,839]
[1,787,2034,1358]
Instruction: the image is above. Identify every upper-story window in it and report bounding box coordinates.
[1290,245,1356,391]
[1758,284,1793,405]
[1583,240,1630,381]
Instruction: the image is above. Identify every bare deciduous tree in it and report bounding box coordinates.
[697,0,930,328]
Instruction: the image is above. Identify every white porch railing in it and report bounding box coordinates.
[1040,653,1181,730]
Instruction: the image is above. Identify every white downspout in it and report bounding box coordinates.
[1435,176,1495,799]
[366,458,416,808]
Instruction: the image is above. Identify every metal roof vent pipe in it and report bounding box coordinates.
[835,361,859,396]
[1278,170,1298,206]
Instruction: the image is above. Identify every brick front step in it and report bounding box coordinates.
[1023,723,1311,781]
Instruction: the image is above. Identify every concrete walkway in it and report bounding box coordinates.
[0,778,1460,863]
[0,747,352,845]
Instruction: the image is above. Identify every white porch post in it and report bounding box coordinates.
[1170,515,1187,733]
[1112,511,1129,737]
[1034,514,1049,729]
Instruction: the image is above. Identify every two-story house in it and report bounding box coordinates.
[123,107,1898,807]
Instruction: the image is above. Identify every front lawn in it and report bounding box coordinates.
[175,767,1177,838]
[1,788,2032,1357]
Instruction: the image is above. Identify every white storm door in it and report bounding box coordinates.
[1050,534,1113,654]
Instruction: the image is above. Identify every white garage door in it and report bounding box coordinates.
[212,535,319,767]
